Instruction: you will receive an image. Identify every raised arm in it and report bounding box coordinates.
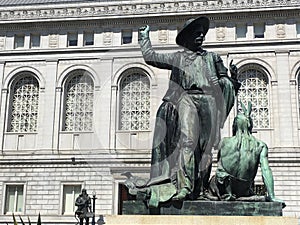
[139,25,174,70]
[260,144,285,207]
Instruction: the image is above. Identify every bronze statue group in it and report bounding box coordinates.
[123,16,285,208]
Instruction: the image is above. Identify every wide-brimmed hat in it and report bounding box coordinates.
[176,16,210,51]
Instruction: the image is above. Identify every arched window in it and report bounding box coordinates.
[119,69,150,131]
[9,73,39,132]
[63,70,94,131]
[297,72,300,118]
[238,65,270,128]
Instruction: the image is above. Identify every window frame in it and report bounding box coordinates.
[3,183,26,215]
[14,34,25,49]
[296,22,300,38]
[237,64,270,129]
[118,68,151,132]
[121,29,133,45]
[61,70,95,132]
[83,31,94,46]
[7,73,40,133]
[236,23,247,40]
[30,33,41,48]
[67,32,78,47]
[254,23,265,39]
[61,183,82,215]
[297,72,300,125]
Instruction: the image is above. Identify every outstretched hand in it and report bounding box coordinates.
[229,59,238,79]
[139,25,150,33]
[139,25,150,40]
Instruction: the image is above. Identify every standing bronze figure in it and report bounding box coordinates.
[139,16,240,203]
[75,189,92,225]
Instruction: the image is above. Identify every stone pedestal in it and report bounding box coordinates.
[122,200,283,216]
[118,201,297,225]
[105,215,298,225]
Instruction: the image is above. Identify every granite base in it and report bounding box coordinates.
[122,200,283,216]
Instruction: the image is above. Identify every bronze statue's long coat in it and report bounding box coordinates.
[140,36,240,198]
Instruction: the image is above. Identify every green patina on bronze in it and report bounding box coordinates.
[207,102,285,207]
[123,16,239,207]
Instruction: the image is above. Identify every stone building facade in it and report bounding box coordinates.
[0,0,299,224]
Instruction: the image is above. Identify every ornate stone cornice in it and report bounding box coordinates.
[0,9,298,32]
[0,0,298,23]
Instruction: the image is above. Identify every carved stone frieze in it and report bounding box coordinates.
[216,26,226,41]
[49,34,59,48]
[276,24,286,38]
[103,32,113,46]
[0,36,5,50]
[0,0,298,23]
[158,28,168,44]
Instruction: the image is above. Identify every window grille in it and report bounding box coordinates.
[63,71,94,131]
[238,66,269,128]
[9,74,39,132]
[119,70,150,131]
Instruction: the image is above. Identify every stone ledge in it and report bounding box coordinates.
[105,215,298,225]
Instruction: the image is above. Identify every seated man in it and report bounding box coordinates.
[208,102,285,206]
